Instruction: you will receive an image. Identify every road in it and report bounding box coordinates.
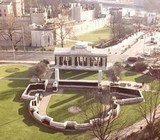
[0,32,159,64]
[0,51,54,62]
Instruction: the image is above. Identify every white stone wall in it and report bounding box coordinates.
[30,12,47,25]
[31,30,54,47]
[81,10,95,21]
[71,5,95,22]
[73,17,109,36]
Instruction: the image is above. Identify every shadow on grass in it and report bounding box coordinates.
[50,94,82,109]
[0,90,16,100]
[7,79,30,88]
[135,74,155,83]
[6,70,30,78]
[13,89,58,134]
[59,70,97,80]
[124,71,138,77]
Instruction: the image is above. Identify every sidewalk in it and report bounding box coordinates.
[0,60,55,65]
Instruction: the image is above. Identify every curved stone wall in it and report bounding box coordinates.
[21,82,143,132]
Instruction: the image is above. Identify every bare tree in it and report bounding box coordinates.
[52,5,74,48]
[110,8,123,40]
[133,16,143,32]
[29,59,49,82]
[0,16,23,59]
[137,80,160,140]
[82,91,121,140]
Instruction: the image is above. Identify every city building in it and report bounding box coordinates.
[30,25,54,47]
[30,8,48,25]
[0,0,24,17]
[0,1,13,17]
[54,42,108,71]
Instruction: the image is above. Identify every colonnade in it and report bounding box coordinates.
[55,55,107,68]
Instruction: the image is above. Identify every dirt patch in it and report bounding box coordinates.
[68,106,82,114]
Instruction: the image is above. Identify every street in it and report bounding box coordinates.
[0,32,159,65]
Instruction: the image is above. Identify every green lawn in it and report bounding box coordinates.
[113,91,160,130]
[47,89,102,123]
[73,27,111,43]
[0,64,159,140]
[52,70,154,83]
[0,65,89,140]
[121,71,155,83]
[0,64,30,78]
[0,80,88,140]
[52,70,107,80]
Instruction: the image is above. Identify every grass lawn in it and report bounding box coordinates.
[52,70,154,83]
[121,71,155,83]
[0,64,30,78]
[47,89,102,123]
[0,79,90,140]
[0,64,159,140]
[113,91,160,130]
[73,27,111,43]
[52,70,107,80]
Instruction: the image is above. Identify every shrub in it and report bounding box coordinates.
[134,62,148,72]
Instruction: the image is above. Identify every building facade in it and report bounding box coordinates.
[54,42,108,71]
[71,3,95,22]
[31,27,54,47]
[0,1,13,17]
[0,0,24,17]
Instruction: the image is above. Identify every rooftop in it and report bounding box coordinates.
[54,42,108,57]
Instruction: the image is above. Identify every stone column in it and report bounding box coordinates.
[57,56,59,66]
[87,57,90,67]
[97,57,99,67]
[62,56,65,66]
[102,58,105,67]
[66,56,69,66]
[93,57,95,67]
[77,57,80,66]
[98,70,102,84]
[105,58,107,67]
[72,56,75,67]
[55,68,59,82]
[82,57,84,66]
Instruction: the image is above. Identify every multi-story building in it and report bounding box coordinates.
[0,0,24,17]
[0,1,13,17]
[12,0,24,16]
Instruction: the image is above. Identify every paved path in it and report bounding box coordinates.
[39,93,52,115]
[0,77,30,80]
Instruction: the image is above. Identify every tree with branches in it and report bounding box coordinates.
[29,59,49,82]
[137,80,160,140]
[106,62,123,83]
[82,91,122,140]
[52,5,74,48]
[0,16,23,59]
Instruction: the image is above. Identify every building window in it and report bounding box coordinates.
[4,9,6,12]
